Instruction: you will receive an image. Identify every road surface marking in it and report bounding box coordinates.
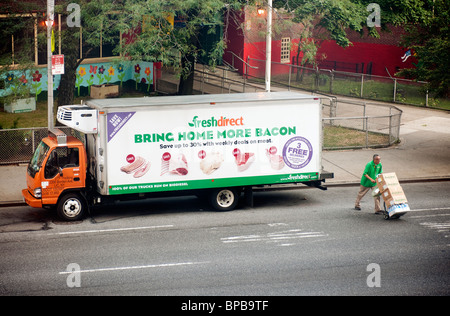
[408,207,450,213]
[409,214,450,219]
[268,223,288,227]
[221,229,327,244]
[419,222,450,233]
[59,261,208,275]
[49,225,174,236]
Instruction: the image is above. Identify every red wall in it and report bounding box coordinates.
[226,31,415,79]
[224,10,415,80]
[223,10,245,75]
[317,41,415,77]
[244,39,302,78]
[236,40,416,79]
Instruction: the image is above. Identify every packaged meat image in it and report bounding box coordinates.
[200,152,224,175]
[120,156,151,178]
[161,153,189,176]
[133,161,151,178]
[234,152,255,172]
[266,148,285,170]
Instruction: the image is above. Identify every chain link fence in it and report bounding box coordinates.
[247,58,442,108]
[1,98,402,164]
[321,96,402,150]
[0,127,84,165]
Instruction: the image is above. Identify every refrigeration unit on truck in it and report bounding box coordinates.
[22,92,333,221]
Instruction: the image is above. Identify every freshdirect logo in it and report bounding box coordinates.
[188,115,244,128]
[281,174,311,181]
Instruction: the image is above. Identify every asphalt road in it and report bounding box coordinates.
[0,182,449,297]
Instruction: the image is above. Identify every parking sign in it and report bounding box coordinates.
[52,54,64,75]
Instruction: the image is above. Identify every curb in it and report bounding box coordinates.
[2,177,449,208]
[0,201,27,208]
[325,176,450,188]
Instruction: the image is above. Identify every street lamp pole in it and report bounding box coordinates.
[265,0,272,92]
[47,0,54,130]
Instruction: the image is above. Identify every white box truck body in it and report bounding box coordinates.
[22,92,333,220]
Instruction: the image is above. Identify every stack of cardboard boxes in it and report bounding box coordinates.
[376,173,410,217]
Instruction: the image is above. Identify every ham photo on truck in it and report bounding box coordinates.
[22,92,333,221]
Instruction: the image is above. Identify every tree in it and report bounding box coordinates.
[270,0,368,83]
[0,1,43,103]
[55,0,121,106]
[54,0,245,98]
[120,0,244,95]
[391,0,450,97]
[334,0,449,97]
[272,0,448,97]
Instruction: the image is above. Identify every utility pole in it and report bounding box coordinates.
[47,0,54,130]
[265,0,272,92]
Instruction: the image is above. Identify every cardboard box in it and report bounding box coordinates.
[387,203,410,217]
[90,84,119,99]
[377,172,400,192]
[377,172,408,207]
[382,185,408,206]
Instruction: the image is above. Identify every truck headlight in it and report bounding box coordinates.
[34,188,42,198]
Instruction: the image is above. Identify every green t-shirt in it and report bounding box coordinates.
[360,161,383,187]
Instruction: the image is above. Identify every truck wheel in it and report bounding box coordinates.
[210,188,239,212]
[57,193,86,221]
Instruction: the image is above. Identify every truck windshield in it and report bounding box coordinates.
[28,141,50,178]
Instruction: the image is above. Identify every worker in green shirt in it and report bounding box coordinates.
[355,154,383,214]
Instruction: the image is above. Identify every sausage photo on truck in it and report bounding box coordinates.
[22,92,333,221]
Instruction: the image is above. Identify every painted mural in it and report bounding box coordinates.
[1,60,154,99]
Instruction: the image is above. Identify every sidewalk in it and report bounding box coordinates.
[323,102,450,184]
[1,95,450,206]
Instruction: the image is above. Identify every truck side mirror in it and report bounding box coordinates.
[59,167,64,177]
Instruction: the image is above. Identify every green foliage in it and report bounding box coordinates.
[274,0,449,97]
[119,0,236,74]
[274,0,368,47]
[393,0,450,97]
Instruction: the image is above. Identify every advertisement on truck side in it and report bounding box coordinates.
[106,99,321,195]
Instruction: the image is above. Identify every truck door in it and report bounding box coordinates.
[41,146,85,205]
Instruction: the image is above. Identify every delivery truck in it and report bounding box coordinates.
[22,92,333,221]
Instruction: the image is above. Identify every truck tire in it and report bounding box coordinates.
[57,193,86,221]
[210,188,239,212]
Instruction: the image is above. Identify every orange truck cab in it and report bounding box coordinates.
[22,130,88,220]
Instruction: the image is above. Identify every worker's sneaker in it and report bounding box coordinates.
[354,206,361,211]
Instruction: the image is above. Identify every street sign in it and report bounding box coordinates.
[52,54,64,75]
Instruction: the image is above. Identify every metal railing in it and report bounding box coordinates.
[0,98,402,165]
[321,96,402,149]
[192,62,402,150]
[226,51,259,73]
[247,57,433,107]
[194,67,265,94]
